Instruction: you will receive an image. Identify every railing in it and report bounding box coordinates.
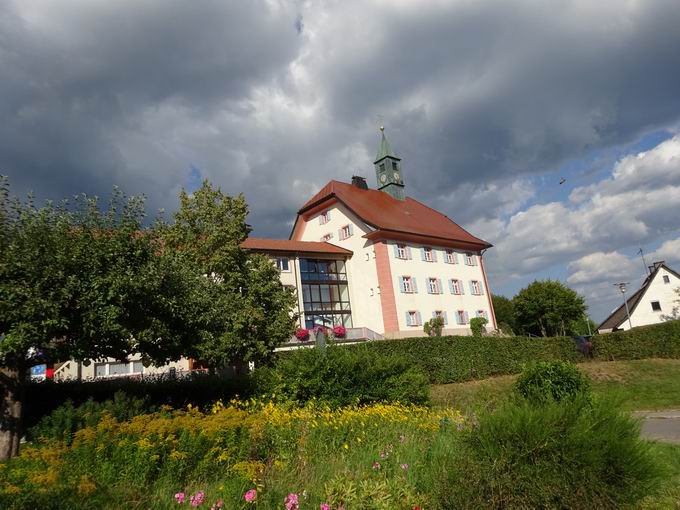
[277,327,384,351]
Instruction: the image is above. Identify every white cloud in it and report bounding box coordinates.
[567,252,638,285]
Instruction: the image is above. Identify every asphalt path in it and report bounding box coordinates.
[636,410,680,444]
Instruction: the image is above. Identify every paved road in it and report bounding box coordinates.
[636,410,680,444]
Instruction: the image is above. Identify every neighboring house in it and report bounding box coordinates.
[598,261,680,333]
[244,129,497,339]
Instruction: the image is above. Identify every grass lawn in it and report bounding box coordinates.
[640,443,680,509]
[431,358,680,412]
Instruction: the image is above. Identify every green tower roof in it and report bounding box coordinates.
[374,127,399,162]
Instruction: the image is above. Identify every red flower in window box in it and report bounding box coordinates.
[332,325,347,338]
[294,328,310,341]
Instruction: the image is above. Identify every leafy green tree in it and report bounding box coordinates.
[569,316,598,336]
[470,317,488,337]
[0,178,218,459]
[512,280,587,337]
[423,317,444,337]
[491,294,516,333]
[661,287,680,321]
[162,180,297,367]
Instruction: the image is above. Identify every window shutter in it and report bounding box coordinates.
[407,247,412,259]
[327,211,331,220]
[479,282,484,295]
[432,250,438,262]
[412,277,418,293]
[319,215,323,225]
[432,311,436,318]
[464,311,470,324]
[460,282,465,295]
[472,255,478,266]
[469,281,475,295]
[348,224,354,236]
[453,252,458,264]
[393,244,399,258]
[449,279,455,294]
[443,311,449,325]
[405,312,411,326]
[421,248,426,261]
[456,312,462,325]
[437,278,443,294]
[399,278,405,293]
[427,279,432,294]
[416,311,422,325]
[337,228,343,240]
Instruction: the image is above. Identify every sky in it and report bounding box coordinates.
[2,0,680,323]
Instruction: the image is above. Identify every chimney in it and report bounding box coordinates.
[351,175,368,190]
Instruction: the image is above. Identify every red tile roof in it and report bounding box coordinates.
[241,237,352,255]
[297,180,491,248]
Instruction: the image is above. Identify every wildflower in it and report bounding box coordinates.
[320,504,331,510]
[244,489,257,503]
[190,491,205,507]
[175,492,186,504]
[379,450,388,459]
[372,461,381,470]
[400,463,409,470]
[216,499,223,508]
[285,492,300,510]
[399,434,406,443]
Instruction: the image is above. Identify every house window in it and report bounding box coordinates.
[400,276,416,293]
[379,163,385,173]
[476,310,488,319]
[423,247,434,262]
[465,253,476,266]
[445,250,458,264]
[94,361,144,378]
[456,310,469,325]
[450,279,462,295]
[427,277,442,294]
[663,275,670,284]
[433,310,448,325]
[276,258,290,272]
[651,301,662,311]
[338,224,353,240]
[319,211,331,225]
[300,258,351,329]
[470,280,482,295]
[392,161,398,171]
[396,244,408,259]
[406,310,421,326]
[320,233,333,242]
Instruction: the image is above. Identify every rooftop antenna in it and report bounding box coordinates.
[637,247,650,276]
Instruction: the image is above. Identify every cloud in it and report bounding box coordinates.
[651,237,680,266]
[567,252,638,285]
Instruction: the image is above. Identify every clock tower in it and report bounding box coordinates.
[374,127,405,200]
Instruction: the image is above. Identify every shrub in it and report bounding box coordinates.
[423,316,444,337]
[515,360,591,404]
[255,345,430,406]
[469,317,488,337]
[433,397,662,509]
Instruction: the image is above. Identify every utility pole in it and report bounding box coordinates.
[614,282,633,329]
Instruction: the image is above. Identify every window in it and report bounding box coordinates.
[663,275,670,284]
[400,276,416,293]
[320,233,333,242]
[456,310,469,325]
[338,224,353,240]
[476,310,488,319]
[300,258,352,329]
[449,279,462,295]
[379,163,385,173]
[396,244,408,259]
[445,250,458,264]
[406,310,421,326]
[276,257,290,272]
[94,361,144,378]
[392,161,398,171]
[465,253,476,265]
[433,310,448,325]
[422,247,435,262]
[651,301,662,311]
[319,211,331,225]
[470,280,482,295]
[427,277,442,294]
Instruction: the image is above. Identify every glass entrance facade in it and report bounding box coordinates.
[300,258,353,328]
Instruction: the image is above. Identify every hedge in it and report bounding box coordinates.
[591,319,680,360]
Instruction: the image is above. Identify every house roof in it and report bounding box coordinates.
[241,237,352,256]
[296,180,492,249]
[597,262,680,331]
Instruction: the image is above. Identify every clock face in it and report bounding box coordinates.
[380,173,387,183]
[393,172,400,181]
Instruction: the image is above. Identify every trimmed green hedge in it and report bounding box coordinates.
[592,320,680,360]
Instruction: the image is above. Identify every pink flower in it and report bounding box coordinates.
[189,491,205,507]
[400,463,409,470]
[372,461,381,470]
[175,492,186,504]
[216,499,223,508]
[320,504,331,510]
[285,493,300,510]
[244,489,257,503]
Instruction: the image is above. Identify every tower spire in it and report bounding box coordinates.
[373,127,405,200]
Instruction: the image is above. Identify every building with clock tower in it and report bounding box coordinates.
[374,126,406,200]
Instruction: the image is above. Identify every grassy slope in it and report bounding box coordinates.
[431,358,680,412]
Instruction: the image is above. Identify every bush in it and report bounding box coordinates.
[423,316,444,337]
[593,319,680,360]
[515,360,591,404]
[255,345,430,406]
[469,317,488,337]
[434,397,662,509]
[28,391,156,443]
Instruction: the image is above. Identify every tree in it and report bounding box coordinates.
[491,294,516,334]
[161,180,297,367]
[0,178,219,459]
[661,287,680,321]
[512,280,587,337]
[470,317,488,337]
[423,317,444,337]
